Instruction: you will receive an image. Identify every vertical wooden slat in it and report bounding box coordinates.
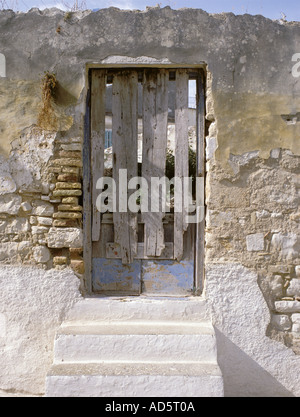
[142,69,169,257]
[83,81,92,294]
[194,70,206,294]
[174,69,189,261]
[91,70,106,242]
[112,70,138,264]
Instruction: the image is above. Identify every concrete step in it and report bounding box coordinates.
[45,297,223,397]
[62,296,208,323]
[46,362,224,397]
[54,321,217,363]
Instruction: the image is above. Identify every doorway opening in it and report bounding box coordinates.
[85,67,206,296]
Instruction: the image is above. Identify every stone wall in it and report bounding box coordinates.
[0,6,299,396]
[205,71,300,354]
[0,127,84,276]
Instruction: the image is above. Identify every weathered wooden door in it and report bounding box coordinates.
[89,68,205,296]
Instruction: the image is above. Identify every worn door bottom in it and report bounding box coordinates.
[92,258,194,296]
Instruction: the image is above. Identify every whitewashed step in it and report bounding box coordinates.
[54,321,217,364]
[46,362,224,397]
[63,296,208,323]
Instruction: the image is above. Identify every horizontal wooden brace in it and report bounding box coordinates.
[106,242,174,260]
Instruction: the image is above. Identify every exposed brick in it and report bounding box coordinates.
[48,166,62,173]
[50,158,82,167]
[53,212,82,219]
[62,167,80,174]
[69,247,83,258]
[62,197,79,205]
[70,259,85,275]
[53,219,78,227]
[52,190,82,197]
[56,182,82,189]
[58,204,82,212]
[58,151,82,159]
[53,256,68,265]
[57,174,79,182]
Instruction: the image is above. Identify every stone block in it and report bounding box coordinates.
[53,220,78,227]
[269,275,284,299]
[270,148,281,159]
[21,202,32,212]
[57,174,79,183]
[57,204,82,212]
[58,151,81,159]
[53,212,82,220]
[53,256,68,265]
[32,246,51,263]
[47,227,83,249]
[29,216,38,226]
[271,314,292,331]
[62,167,80,174]
[55,182,81,190]
[48,166,62,174]
[246,233,265,252]
[271,233,300,260]
[32,201,54,217]
[292,324,300,334]
[6,218,30,234]
[17,241,32,258]
[296,266,300,278]
[275,301,300,314]
[70,259,85,275]
[0,242,18,261]
[69,248,83,257]
[52,190,82,197]
[0,194,22,215]
[287,279,300,297]
[37,217,53,226]
[0,156,17,195]
[51,158,82,168]
[292,314,300,324]
[62,197,79,205]
[206,137,218,160]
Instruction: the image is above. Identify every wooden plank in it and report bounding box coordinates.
[194,70,206,294]
[91,70,106,242]
[106,242,174,260]
[174,69,189,261]
[112,70,138,264]
[142,69,169,257]
[82,82,92,294]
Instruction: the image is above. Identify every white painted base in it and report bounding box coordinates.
[46,363,224,397]
[54,322,217,363]
[63,296,209,322]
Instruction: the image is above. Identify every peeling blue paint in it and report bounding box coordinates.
[141,260,194,295]
[92,258,141,293]
[92,258,194,295]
